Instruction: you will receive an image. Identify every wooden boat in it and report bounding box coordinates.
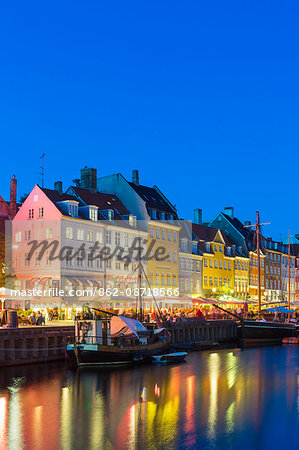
[238,319,296,346]
[66,311,170,367]
[151,352,187,363]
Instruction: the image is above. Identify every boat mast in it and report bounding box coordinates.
[256,212,261,319]
[288,228,291,316]
[244,211,270,320]
[137,237,143,322]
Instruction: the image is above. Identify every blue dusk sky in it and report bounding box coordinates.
[0,1,298,240]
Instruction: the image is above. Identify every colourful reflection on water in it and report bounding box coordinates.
[0,347,298,449]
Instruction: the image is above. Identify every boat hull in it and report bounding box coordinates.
[66,340,170,367]
[238,320,296,346]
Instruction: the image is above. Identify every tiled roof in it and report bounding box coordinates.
[129,182,177,216]
[40,187,79,204]
[221,213,254,242]
[192,224,219,242]
[70,186,129,215]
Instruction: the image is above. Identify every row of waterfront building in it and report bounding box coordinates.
[1,167,299,314]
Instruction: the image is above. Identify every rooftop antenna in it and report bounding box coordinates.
[40,153,45,187]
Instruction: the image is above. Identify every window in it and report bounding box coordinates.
[209,259,213,268]
[106,259,111,269]
[219,245,222,252]
[77,229,84,241]
[182,240,188,252]
[228,262,231,270]
[46,228,52,239]
[209,276,213,286]
[168,230,171,241]
[87,253,93,268]
[152,210,157,219]
[115,232,120,245]
[90,208,97,221]
[214,244,218,252]
[224,261,227,270]
[87,231,94,242]
[66,227,73,239]
[15,231,21,242]
[219,260,222,269]
[123,233,129,247]
[228,279,231,288]
[204,258,207,267]
[173,231,177,242]
[156,228,160,239]
[149,226,154,238]
[172,274,177,286]
[38,207,44,218]
[24,253,30,267]
[204,276,207,286]
[214,277,218,287]
[69,204,78,217]
[167,273,171,286]
[96,231,103,243]
[106,230,112,244]
[274,254,276,262]
[162,229,166,240]
[155,273,159,285]
[115,262,121,270]
[29,209,34,219]
[219,277,222,287]
[129,215,137,227]
[108,209,114,221]
[173,252,177,263]
[214,259,218,268]
[161,273,165,285]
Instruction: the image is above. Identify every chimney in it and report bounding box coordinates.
[72,179,81,187]
[193,208,202,225]
[224,206,234,219]
[244,220,251,226]
[132,169,139,186]
[9,175,17,218]
[80,167,97,191]
[54,181,63,194]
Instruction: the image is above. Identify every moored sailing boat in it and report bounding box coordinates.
[66,308,171,366]
[216,213,297,345]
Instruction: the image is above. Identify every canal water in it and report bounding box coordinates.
[0,346,298,450]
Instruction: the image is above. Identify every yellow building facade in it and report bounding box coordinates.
[147,220,180,292]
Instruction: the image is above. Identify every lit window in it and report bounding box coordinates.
[90,208,97,221]
[66,227,73,239]
[46,228,53,239]
[106,209,113,222]
[77,229,84,241]
[87,231,94,242]
[96,231,103,243]
[15,231,21,242]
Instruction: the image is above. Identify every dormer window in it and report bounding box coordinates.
[89,208,98,221]
[69,203,78,217]
[227,247,231,256]
[151,210,157,220]
[205,242,210,252]
[160,212,165,220]
[129,215,137,228]
[108,209,114,221]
